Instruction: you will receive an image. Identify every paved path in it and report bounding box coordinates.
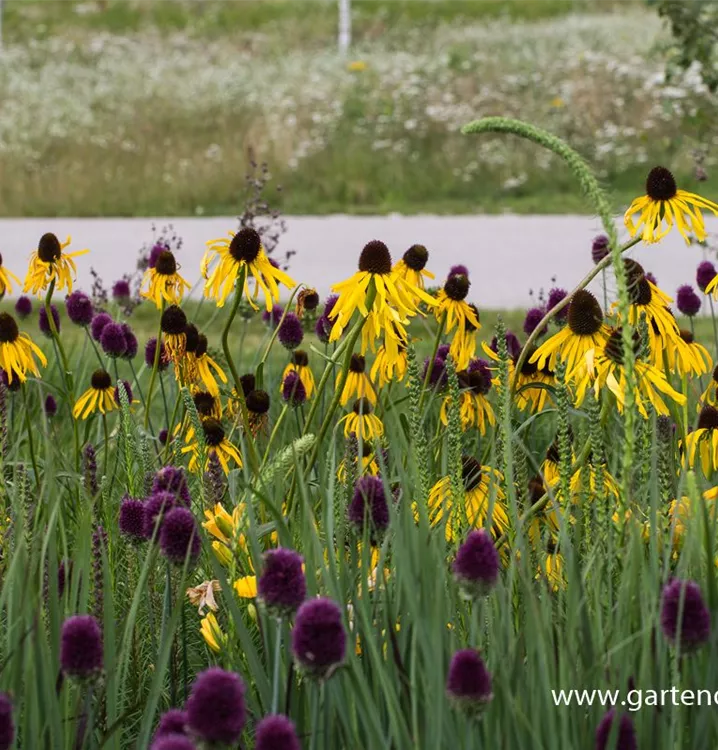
[1,215,714,309]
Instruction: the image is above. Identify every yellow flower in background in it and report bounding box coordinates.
[194,334,228,397]
[682,406,718,475]
[283,350,315,398]
[370,342,407,387]
[668,329,712,377]
[449,303,480,371]
[435,274,480,336]
[340,398,384,441]
[536,538,565,591]
[337,354,376,406]
[72,369,117,420]
[234,575,258,598]
[348,60,367,72]
[0,255,20,296]
[440,365,495,435]
[569,465,619,502]
[392,244,435,293]
[24,233,88,296]
[0,312,47,384]
[141,248,191,308]
[337,443,382,483]
[182,417,243,474]
[625,166,718,244]
[202,226,295,310]
[200,612,226,653]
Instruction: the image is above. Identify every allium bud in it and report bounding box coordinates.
[453,529,500,598]
[185,667,247,744]
[258,548,307,617]
[446,649,492,716]
[292,597,346,678]
[660,578,710,652]
[60,615,103,678]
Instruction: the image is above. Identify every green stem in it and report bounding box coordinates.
[271,618,283,714]
[21,385,39,483]
[144,301,165,429]
[262,404,289,468]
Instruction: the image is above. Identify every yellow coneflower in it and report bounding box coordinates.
[182,417,243,474]
[667,493,717,551]
[245,389,271,436]
[337,353,376,406]
[435,274,480,338]
[73,369,117,420]
[624,166,718,244]
[337,442,382,483]
[160,305,188,364]
[450,303,481,371]
[540,440,573,489]
[513,351,555,413]
[440,363,495,435]
[141,248,191,309]
[295,288,320,319]
[574,329,686,418]
[536,538,565,591]
[700,366,718,408]
[370,342,407,387]
[24,233,89,296]
[172,322,200,388]
[194,333,228,397]
[427,455,507,541]
[340,398,384,441]
[0,312,47,384]
[569,465,619,502]
[668,329,712,377]
[0,254,20,296]
[328,240,434,367]
[177,389,223,443]
[531,290,609,379]
[226,373,255,420]
[392,244,435,292]
[202,226,295,310]
[282,350,315,398]
[682,405,718,475]
[200,612,226,653]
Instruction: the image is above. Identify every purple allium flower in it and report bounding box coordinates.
[14,295,32,319]
[446,649,492,715]
[159,429,169,445]
[595,709,637,750]
[39,304,60,336]
[281,371,307,407]
[258,548,306,617]
[422,356,447,388]
[348,475,390,536]
[90,312,112,342]
[262,304,284,328]
[437,344,451,360]
[152,466,191,507]
[100,322,127,358]
[122,324,138,360]
[453,530,500,598]
[314,316,332,344]
[547,288,569,321]
[112,279,132,301]
[292,597,346,677]
[148,242,168,269]
[114,380,133,406]
[697,261,717,292]
[0,694,14,750]
[153,709,188,743]
[151,734,196,750]
[44,394,57,417]
[278,312,303,350]
[145,337,168,371]
[143,491,176,540]
[65,291,93,326]
[592,235,609,264]
[119,496,146,542]
[676,284,702,317]
[490,331,521,361]
[255,715,301,750]
[323,294,339,320]
[159,507,200,566]
[185,667,247,744]
[523,307,546,337]
[60,615,103,678]
[449,264,469,278]
[660,578,711,652]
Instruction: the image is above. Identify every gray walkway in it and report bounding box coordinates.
[1,215,714,309]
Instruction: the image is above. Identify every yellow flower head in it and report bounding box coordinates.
[625,166,718,244]
[141,248,191,309]
[24,233,89,296]
[234,575,258,598]
[73,369,117,420]
[160,305,188,364]
[370,342,407,387]
[435,274,480,337]
[192,332,228,396]
[392,244,435,293]
[682,405,718,476]
[340,398,384,441]
[440,364,495,435]
[337,441,382,483]
[202,227,295,310]
[448,303,480,371]
[182,417,243,474]
[337,353,376,406]
[0,312,47,385]
[200,612,226,653]
[0,254,20,296]
[283,350,315,398]
[536,538,565,591]
[669,329,712,378]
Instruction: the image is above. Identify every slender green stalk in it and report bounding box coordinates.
[270,618,283,714]
[21,385,39,484]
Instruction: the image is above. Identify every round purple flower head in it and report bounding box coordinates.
[547,288,569,321]
[595,709,637,750]
[676,284,701,317]
[262,304,284,328]
[122,324,138,360]
[348,475,390,537]
[66,291,93,326]
[143,491,176,540]
[523,307,546,337]
[100,322,127,358]
[592,235,609,264]
[0,693,14,750]
[112,279,131,301]
[449,264,469,279]
[44,394,57,417]
[148,242,168,269]
[151,734,196,750]
[39,304,60,336]
[160,507,201,566]
[697,261,717,292]
[446,649,492,716]
[255,714,301,750]
[422,356,447,389]
[185,667,247,744]
[453,529,500,598]
[152,466,191,506]
[153,709,188,743]
[258,548,307,617]
[292,597,346,678]
[661,578,711,652]
[145,337,168,371]
[314,316,332,344]
[159,429,170,445]
[114,380,133,406]
[282,371,307,407]
[278,312,303,350]
[119,496,146,543]
[90,312,112,342]
[323,294,339,320]
[437,343,451,360]
[14,295,32,319]
[490,332,521,361]
[60,615,103,678]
